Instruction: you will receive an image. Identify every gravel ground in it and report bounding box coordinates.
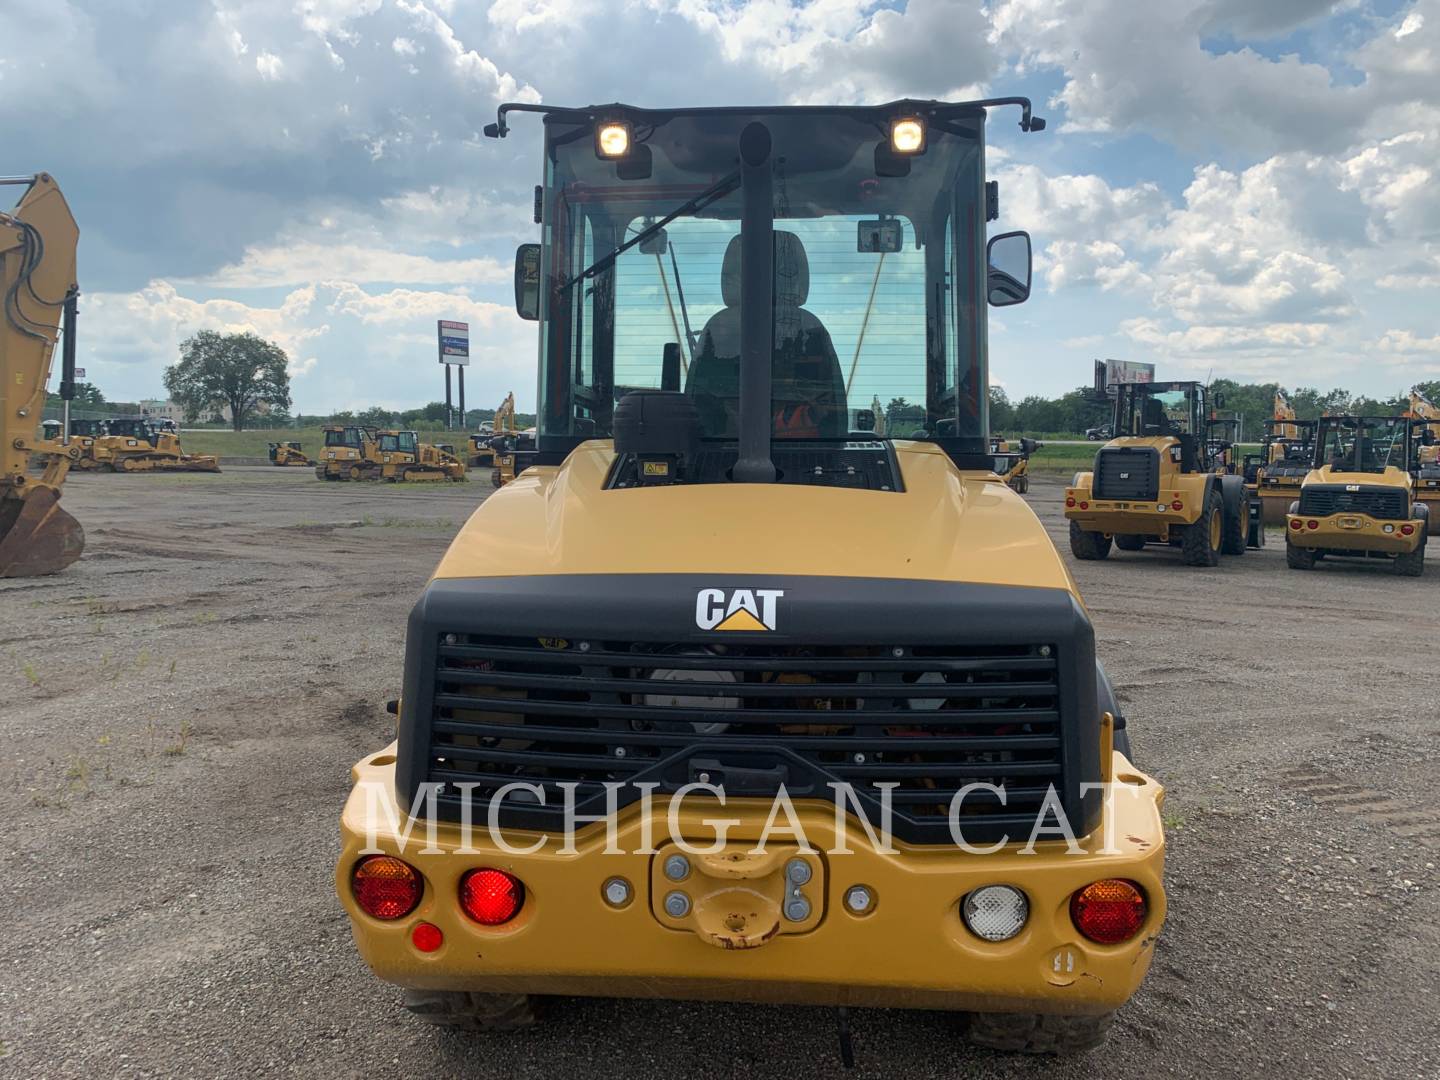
[1,468,1436,1079]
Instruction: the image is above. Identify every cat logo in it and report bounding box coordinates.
[695,588,784,632]
[1119,471,1131,480]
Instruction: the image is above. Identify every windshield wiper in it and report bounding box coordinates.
[558,169,741,294]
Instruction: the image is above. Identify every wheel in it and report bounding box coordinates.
[1114,534,1147,551]
[963,1011,1115,1054]
[1393,534,1426,577]
[1221,491,1248,555]
[1017,475,1029,495]
[1286,538,1317,570]
[401,989,540,1032]
[1181,487,1222,567]
[491,468,503,487]
[348,465,362,481]
[1069,521,1111,560]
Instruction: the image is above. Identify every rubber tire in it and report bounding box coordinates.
[1069,521,1112,560]
[1181,487,1222,567]
[963,1011,1115,1055]
[1221,491,1248,556]
[1016,475,1029,495]
[401,989,540,1032]
[1286,538,1317,570]
[1393,533,1426,577]
[1114,534,1147,551]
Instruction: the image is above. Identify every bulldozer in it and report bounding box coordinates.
[314,424,373,480]
[1405,388,1440,535]
[0,174,85,578]
[336,97,1166,1058]
[1286,414,1426,575]
[1065,370,1258,565]
[317,425,465,481]
[268,440,313,467]
[91,416,220,472]
[988,435,1040,494]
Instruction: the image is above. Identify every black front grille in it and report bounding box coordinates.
[1094,447,1160,501]
[1298,485,1407,519]
[423,635,1067,844]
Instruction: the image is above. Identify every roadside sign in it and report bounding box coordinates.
[1104,359,1154,385]
[438,320,469,365]
[74,367,86,378]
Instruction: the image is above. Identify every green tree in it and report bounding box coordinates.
[358,405,396,428]
[163,331,291,431]
[988,386,1015,431]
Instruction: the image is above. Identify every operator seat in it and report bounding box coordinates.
[1141,398,1166,435]
[687,232,847,438]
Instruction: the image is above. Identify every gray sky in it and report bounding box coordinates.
[10,0,1439,412]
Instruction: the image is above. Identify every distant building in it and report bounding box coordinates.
[137,398,185,422]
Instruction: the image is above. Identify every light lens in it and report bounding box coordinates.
[1307,520,1319,530]
[1401,523,1415,536]
[962,885,1029,942]
[411,922,444,953]
[1079,501,1089,510]
[1066,497,1076,508]
[891,117,925,153]
[597,122,630,158]
[460,868,525,926]
[351,855,422,920]
[1071,879,1147,944]
[1290,519,1303,530]
[1171,500,1184,511]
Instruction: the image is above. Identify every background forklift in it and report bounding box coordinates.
[988,435,1040,494]
[1066,367,1258,565]
[1286,415,1426,575]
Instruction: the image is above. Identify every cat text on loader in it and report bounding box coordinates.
[1065,368,1258,565]
[1286,415,1427,576]
[0,174,85,578]
[1405,388,1440,535]
[336,98,1166,1059]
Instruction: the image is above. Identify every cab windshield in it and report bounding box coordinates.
[325,428,363,449]
[378,432,419,454]
[1317,417,1409,473]
[537,107,988,448]
[1113,383,1202,438]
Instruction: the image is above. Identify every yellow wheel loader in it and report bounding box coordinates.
[336,97,1166,1059]
[1245,418,1317,526]
[1405,388,1440,535]
[0,174,85,578]
[1065,376,1259,566]
[1286,415,1427,575]
[92,417,220,472]
[268,440,313,467]
[989,435,1040,494]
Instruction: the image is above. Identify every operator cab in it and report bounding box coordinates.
[1314,416,1412,476]
[502,98,1039,490]
[324,426,367,450]
[1106,380,1219,474]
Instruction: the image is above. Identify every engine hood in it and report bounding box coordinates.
[1306,465,1412,489]
[434,440,1077,593]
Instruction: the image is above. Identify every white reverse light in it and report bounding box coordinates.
[962,884,1029,942]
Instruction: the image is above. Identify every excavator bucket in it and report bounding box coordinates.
[0,487,85,578]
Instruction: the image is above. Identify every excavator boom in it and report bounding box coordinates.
[0,174,84,577]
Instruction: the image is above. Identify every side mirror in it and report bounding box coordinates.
[514,243,541,321]
[857,219,903,253]
[1214,391,1226,409]
[986,231,1032,307]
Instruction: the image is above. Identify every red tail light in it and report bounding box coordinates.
[460,868,525,925]
[1071,879,1147,944]
[351,855,422,920]
[1066,497,1076,508]
[1079,501,1089,510]
[1307,520,1319,530]
[1289,519,1303,530]
[1401,523,1415,536]
[1170,500,1183,511]
[411,922,444,953]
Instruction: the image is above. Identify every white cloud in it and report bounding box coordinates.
[255,51,283,80]
[198,241,508,289]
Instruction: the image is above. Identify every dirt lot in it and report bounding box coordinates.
[2,469,1437,1078]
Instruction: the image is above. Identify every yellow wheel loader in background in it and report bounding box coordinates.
[0,174,85,578]
[1066,373,1259,565]
[336,97,1166,1059]
[1244,389,1315,525]
[268,440,313,467]
[1405,388,1440,535]
[92,417,220,472]
[1287,415,1427,575]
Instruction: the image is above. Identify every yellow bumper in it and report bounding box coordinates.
[1064,486,1198,536]
[336,747,1166,1015]
[1285,512,1422,553]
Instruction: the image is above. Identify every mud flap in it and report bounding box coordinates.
[0,486,85,578]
